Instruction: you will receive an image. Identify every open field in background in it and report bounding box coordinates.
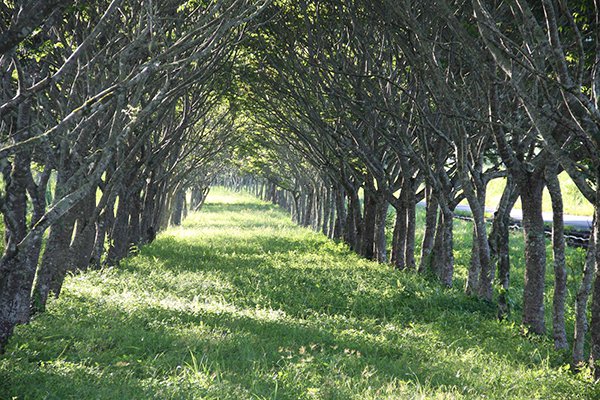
[482,172,594,217]
[0,188,597,399]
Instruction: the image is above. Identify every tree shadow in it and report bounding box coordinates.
[1,200,594,399]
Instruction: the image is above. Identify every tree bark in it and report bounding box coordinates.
[361,185,377,260]
[519,175,547,334]
[419,185,438,274]
[333,187,345,240]
[31,207,77,314]
[573,222,595,366]
[591,189,600,379]
[432,208,454,287]
[490,177,518,320]
[107,188,131,265]
[374,197,388,263]
[404,190,416,269]
[0,103,45,350]
[392,200,407,269]
[171,189,185,226]
[545,166,568,350]
[69,191,97,272]
[466,225,480,296]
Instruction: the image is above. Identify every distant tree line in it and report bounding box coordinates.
[227,0,600,377]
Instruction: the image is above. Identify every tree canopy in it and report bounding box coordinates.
[2,0,600,380]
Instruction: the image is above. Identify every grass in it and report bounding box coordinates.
[483,173,594,216]
[0,187,597,399]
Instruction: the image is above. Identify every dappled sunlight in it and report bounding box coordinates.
[1,191,596,399]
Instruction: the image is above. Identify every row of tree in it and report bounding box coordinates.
[228,0,600,376]
[3,0,600,381]
[0,0,268,351]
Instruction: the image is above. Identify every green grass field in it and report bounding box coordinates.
[483,173,594,216]
[0,188,597,399]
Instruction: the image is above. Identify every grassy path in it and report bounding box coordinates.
[0,189,596,399]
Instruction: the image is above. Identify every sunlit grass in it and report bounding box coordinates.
[0,187,596,399]
[483,173,594,216]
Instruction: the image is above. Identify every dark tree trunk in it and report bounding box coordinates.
[333,187,346,240]
[141,177,159,244]
[590,186,600,378]
[361,187,377,260]
[573,222,595,366]
[374,197,388,263]
[490,177,518,320]
[466,225,480,296]
[404,190,416,269]
[0,103,46,348]
[69,191,97,272]
[303,189,314,227]
[31,207,77,314]
[91,202,114,269]
[345,188,362,250]
[315,186,323,230]
[128,185,143,247]
[0,235,44,352]
[322,185,331,236]
[157,184,171,232]
[191,187,203,211]
[392,200,407,269]
[463,177,493,300]
[545,166,567,350]
[171,189,185,226]
[293,193,301,224]
[107,188,132,265]
[432,207,454,287]
[419,185,438,274]
[519,175,547,335]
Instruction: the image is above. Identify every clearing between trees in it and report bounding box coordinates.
[0,189,596,399]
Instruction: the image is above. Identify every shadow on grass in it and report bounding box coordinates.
[130,216,562,373]
[0,287,518,399]
[0,198,595,399]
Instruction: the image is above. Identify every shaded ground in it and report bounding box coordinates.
[0,189,596,399]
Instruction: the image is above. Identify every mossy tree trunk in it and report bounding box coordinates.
[545,165,568,350]
[519,173,547,335]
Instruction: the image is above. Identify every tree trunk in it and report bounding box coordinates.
[573,222,595,366]
[419,185,438,274]
[463,177,493,300]
[0,103,46,347]
[519,175,547,334]
[545,166,568,350]
[392,201,407,269]
[128,185,143,247]
[590,188,600,378]
[322,185,331,236]
[69,191,97,272]
[466,225,480,296]
[405,190,416,269]
[345,188,362,251]
[0,235,44,352]
[433,208,454,287]
[107,189,131,265]
[374,197,388,263]
[303,189,314,227]
[490,177,518,320]
[31,207,77,314]
[333,187,345,240]
[361,187,377,260]
[141,178,158,244]
[171,189,185,226]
